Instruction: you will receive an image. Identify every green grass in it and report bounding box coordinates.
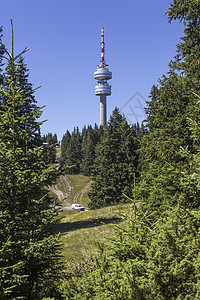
[57,178,70,194]
[50,173,132,265]
[57,203,132,264]
[65,174,92,207]
[56,147,61,157]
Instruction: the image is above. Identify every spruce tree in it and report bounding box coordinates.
[89,108,139,208]
[0,26,5,85]
[64,127,82,174]
[42,133,57,164]
[80,125,103,176]
[139,0,200,210]
[80,126,95,176]
[16,56,43,148]
[0,21,62,299]
[53,133,58,145]
[61,129,71,165]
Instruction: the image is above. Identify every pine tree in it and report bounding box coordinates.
[143,0,200,159]
[0,26,5,85]
[16,56,44,149]
[53,133,58,145]
[93,123,104,145]
[61,129,71,164]
[42,133,57,164]
[0,21,62,299]
[89,108,139,208]
[80,126,95,176]
[139,0,200,210]
[64,127,82,174]
[80,125,103,176]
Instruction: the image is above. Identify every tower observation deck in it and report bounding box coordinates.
[94,27,112,128]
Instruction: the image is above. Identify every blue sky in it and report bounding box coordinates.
[1,0,183,141]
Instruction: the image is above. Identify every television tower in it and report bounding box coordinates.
[94,27,112,128]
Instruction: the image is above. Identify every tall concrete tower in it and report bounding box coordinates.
[94,27,112,128]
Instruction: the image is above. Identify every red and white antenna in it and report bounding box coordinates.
[101,27,105,63]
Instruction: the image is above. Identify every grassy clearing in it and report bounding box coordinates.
[56,147,61,158]
[50,174,132,265]
[57,203,132,264]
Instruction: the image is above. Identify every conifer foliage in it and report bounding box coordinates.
[139,0,200,210]
[88,108,139,208]
[62,203,200,299]
[0,26,4,85]
[42,133,58,164]
[0,21,62,299]
[61,124,103,176]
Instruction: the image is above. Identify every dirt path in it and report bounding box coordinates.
[48,185,66,202]
[47,175,73,205]
[48,175,92,209]
[60,175,73,194]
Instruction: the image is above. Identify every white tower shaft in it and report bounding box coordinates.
[100,95,107,128]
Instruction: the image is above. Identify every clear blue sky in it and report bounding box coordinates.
[1,0,183,141]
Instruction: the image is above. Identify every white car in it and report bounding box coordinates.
[71,204,85,211]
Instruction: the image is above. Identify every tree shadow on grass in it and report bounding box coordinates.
[54,216,122,234]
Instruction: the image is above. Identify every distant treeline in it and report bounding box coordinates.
[60,118,144,176]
